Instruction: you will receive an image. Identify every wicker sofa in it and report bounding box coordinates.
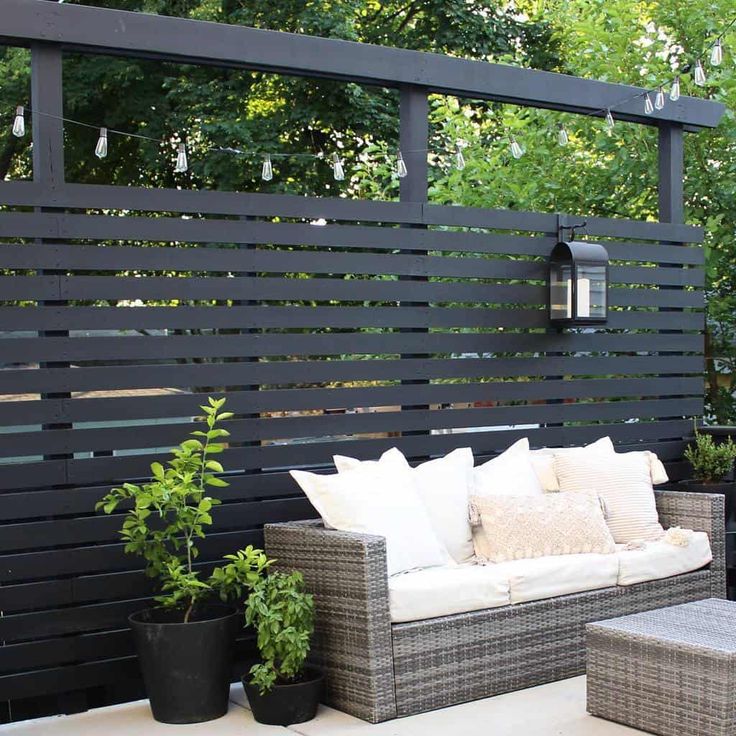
[265,490,726,723]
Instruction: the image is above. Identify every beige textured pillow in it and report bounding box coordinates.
[469,493,615,563]
[553,451,664,544]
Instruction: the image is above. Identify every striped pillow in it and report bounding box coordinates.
[553,451,664,544]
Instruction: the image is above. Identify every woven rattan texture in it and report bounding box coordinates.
[587,598,736,736]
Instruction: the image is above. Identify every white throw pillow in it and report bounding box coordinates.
[333,447,475,564]
[290,464,450,576]
[529,436,614,491]
[469,493,616,563]
[554,451,664,544]
[473,437,543,498]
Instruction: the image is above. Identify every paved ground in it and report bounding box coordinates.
[3,677,643,735]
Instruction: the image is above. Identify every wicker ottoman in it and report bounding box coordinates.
[586,598,736,736]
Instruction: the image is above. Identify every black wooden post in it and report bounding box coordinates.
[32,43,72,460]
[658,124,684,224]
[32,44,84,716]
[399,87,430,440]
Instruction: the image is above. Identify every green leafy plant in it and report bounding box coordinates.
[685,426,736,484]
[245,571,315,695]
[97,397,272,622]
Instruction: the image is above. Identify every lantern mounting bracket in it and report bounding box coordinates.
[558,220,587,242]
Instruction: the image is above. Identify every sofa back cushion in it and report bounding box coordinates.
[469,493,615,563]
[290,465,450,576]
[553,451,664,544]
[334,447,475,564]
[529,436,614,491]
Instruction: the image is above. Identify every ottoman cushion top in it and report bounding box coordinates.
[587,598,736,654]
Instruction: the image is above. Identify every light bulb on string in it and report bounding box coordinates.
[670,76,681,102]
[455,142,466,170]
[95,127,108,159]
[711,38,724,66]
[694,59,707,86]
[12,106,25,137]
[261,153,273,181]
[644,93,654,115]
[654,86,665,111]
[557,124,569,147]
[332,152,345,181]
[396,151,408,178]
[509,136,524,159]
[605,109,615,132]
[174,142,188,173]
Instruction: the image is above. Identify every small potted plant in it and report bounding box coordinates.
[683,426,736,490]
[97,397,272,724]
[241,570,322,726]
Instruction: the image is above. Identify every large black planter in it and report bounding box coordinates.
[242,667,323,726]
[129,605,240,724]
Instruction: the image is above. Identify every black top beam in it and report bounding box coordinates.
[0,0,724,129]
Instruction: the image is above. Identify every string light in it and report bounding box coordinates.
[455,142,466,170]
[654,86,666,110]
[332,152,345,181]
[396,151,408,178]
[95,127,108,159]
[261,153,273,181]
[12,106,25,137]
[669,76,681,101]
[694,58,707,86]
[4,11,732,179]
[509,136,524,159]
[557,124,569,146]
[174,142,188,173]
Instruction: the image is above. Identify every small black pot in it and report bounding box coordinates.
[242,667,323,726]
[129,605,240,724]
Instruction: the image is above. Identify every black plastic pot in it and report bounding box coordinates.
[129,605,240,724]
[242,667,323,726]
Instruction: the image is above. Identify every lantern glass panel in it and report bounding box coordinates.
[576,264,606,320]
[550,263,572,321]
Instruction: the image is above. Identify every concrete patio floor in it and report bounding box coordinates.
[3,676,644,736]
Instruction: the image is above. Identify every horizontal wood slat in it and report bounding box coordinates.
[0,274,705,308]
[0,331,704,366]
[0,212,706,259]
[0,355,705,396]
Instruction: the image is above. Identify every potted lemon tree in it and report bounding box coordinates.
[97,397,272,724]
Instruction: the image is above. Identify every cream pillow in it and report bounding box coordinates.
[333,447,475,564]
[473,438,543,498]
[554,451,664,544]
[529,437,614,491]
[469,493,615,563]
[290,464,450,576]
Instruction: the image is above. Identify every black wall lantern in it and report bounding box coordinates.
[549,232,608,327]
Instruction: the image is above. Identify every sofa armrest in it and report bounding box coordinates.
[655,489,726,599]
[264,520,396,723]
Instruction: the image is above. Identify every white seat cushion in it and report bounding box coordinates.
[494,553,619,604]
[616,532,713,586]
[388,564,510,623]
